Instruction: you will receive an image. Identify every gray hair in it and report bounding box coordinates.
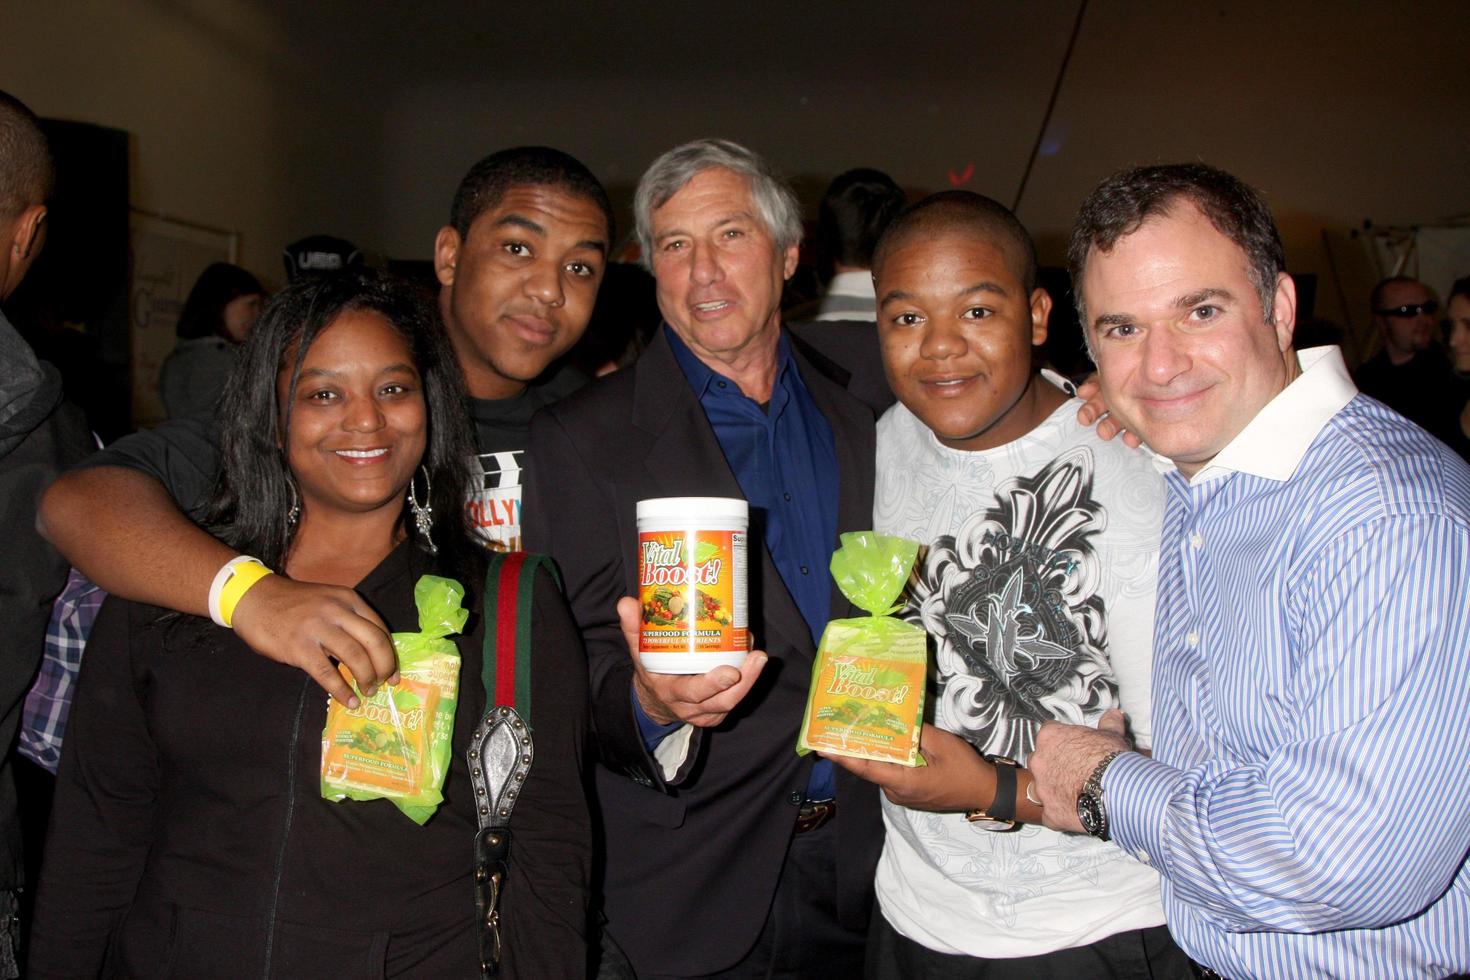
[633,138,803,269]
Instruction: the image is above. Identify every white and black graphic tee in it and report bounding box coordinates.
[466,366,588,552]
[873,381,1168,958]
[468,449,525,550]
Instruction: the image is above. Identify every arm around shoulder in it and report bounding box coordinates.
[39,464,234,615]
[41,449,398,704]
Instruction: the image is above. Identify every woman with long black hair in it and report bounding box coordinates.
[30,269,590,978]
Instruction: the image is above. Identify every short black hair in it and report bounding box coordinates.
[449,146,614,244]
[1370,275,1428,312]
[1068,163,1285,322]
[176,262,266,340]
[873,190,1038,294]
[817,168,906,271]
[0,89,54,219]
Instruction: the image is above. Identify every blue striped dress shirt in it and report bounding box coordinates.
[1106,348,1470,979]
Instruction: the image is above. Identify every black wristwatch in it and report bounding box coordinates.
[1076,750,1123,841]
[965,755,1021,832]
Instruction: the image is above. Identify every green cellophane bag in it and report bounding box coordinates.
[321,574,467,824]
[797,532,928,766]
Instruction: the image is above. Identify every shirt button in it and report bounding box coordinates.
[800,565,810,575]
[717,380,728,389]
[1190,532,1203,550]
[788,791,803,806]
[1134,849,1151,864]
[1186,630,1199,647]
[783,492,792,502]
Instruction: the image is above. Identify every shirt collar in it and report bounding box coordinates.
[665,323,796,402]
[1161,346,1357,485]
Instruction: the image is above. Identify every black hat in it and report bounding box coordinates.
[283,235,362,281]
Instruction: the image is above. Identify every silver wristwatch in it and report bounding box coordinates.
[1076,750,1123,841]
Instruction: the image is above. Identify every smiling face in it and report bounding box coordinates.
[877,230,1058,452]
[434,184,608,400]
[281,309,427,524]
[1080,202,1297,476]
[648,167,798,367]
[1449,295,1470,373]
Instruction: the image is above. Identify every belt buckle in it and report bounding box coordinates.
[795,799,836,833]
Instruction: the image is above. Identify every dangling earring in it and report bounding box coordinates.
[286,478,301,529]
[408,465,436,554]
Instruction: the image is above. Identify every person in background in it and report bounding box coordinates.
[1030,162,1470,980]
[1354,274,1462,443]
[158,261,266,419]
[1443,275,1470,460]
[564,261,661,377]
[28,270,590,978]
[0,88,93,980]
[812,167,906,321]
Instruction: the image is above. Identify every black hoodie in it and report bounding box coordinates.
[0,312,92,891]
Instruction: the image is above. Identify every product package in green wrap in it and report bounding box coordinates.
[797,532,928,766]
[321,574,467,824]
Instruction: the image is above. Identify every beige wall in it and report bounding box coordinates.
[6,0,1466,339]
[7,0,328,286]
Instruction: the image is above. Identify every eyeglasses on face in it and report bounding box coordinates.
[1374,301,1438,318]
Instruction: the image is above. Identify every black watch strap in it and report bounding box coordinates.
[965,755,1021,830]
[987,756,1018,822]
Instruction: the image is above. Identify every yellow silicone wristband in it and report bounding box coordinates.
[217,561,274,628]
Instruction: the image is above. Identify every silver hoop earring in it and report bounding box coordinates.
[286,479,301,528]
[408,465,436,554]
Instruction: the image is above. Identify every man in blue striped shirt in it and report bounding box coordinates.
[1028,163,1470,979]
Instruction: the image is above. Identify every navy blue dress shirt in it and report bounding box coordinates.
[637,327,839,800]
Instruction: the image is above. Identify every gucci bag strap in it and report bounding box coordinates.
[470,551,556,978]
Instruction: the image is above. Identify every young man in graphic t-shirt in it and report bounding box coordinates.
[39,147,613,704]
[826,192,1190,978]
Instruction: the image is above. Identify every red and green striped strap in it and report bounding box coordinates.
[480,552,558,725]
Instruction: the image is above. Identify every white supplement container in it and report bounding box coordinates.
[635,497,749,673]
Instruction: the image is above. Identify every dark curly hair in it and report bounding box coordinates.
[1068,163,1285,324]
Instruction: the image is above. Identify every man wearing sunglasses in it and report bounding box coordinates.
[1355,275,1462,443]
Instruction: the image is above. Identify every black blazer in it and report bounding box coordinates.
[523,325,884,977]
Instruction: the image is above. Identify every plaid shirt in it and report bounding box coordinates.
[20,567,104,774]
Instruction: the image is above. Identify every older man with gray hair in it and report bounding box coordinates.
[524,139,885,978]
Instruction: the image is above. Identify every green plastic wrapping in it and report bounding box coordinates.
[828,531,920,616]
[798,532,929,766]
[320,574,467,824]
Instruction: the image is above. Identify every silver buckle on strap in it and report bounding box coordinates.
[469,706,533,977]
